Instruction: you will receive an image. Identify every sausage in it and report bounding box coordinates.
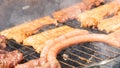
[46,33,120,68]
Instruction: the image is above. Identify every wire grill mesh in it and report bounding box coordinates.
[6,40,40,63]
[57,43,120,68]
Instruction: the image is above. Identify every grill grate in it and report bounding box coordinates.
[57,43,120,68]
[6,37,120,68]
[6,35,120,68]
[6,40,40,63]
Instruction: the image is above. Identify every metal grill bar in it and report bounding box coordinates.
[65,57,87,66]
[72,48,103,61]
[92,43,120,55]
[57,42,120,68]
[81,45,111,58]
[66,50,93,63]
[59,61,75,68]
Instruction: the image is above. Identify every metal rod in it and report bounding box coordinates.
[66,50,93,63]
[59,61,75,68]
[81,45,111,58]
[72,48,103,61]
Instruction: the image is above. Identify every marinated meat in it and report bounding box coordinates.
[23,26,75,52]
[98,12,120,33]
[0,50,23,68]
[0,16,57,43]
[53,0,105,23]
[77,1,120,28]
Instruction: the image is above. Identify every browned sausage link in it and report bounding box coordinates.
[47,34,120,68]
[53,0,105,23]
[40,29,89,58]
[77,1,120,28]
[0,16,57,43]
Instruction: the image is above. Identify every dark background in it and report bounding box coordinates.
[0,0,83,31]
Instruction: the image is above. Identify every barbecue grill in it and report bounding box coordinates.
[0,0,120,68]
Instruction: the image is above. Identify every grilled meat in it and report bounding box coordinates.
[15,29,89,68]
[0,16,57,43]
[53,0,105,23]
[15,58,41,68]
[42,29,120,68]
[77,1,120,28]
[98,12,120,33]
[40,29,89,58]
[0,35,6,49]
[15,28,120,68]
[0,50,23,68]
[23,26,75,52]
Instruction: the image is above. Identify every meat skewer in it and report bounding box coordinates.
[53,0,105,23]
[0,16,57,43]
[98,12,120,33]
[77,1,120,28]
[23,26,75,52]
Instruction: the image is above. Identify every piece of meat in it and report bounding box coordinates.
[0,16,57,43]
[40,29,89,58]
[98,12,120,33]
[0,35,23,68]
[15,58,41,68]
[23,26,75,52]
[0,50,23,68]
[0,35,6,49]
[53,0,105,23]
[77,1,120,28]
